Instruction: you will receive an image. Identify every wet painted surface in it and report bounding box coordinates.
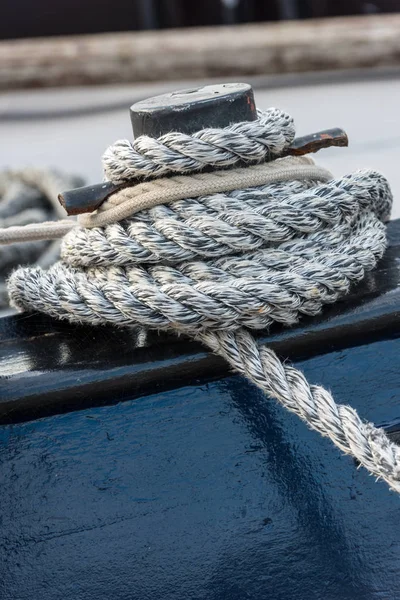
[1,337,400,600]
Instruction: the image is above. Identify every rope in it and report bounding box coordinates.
[0,219,74,244]
[6,108,400,492]
[0,169,81,309]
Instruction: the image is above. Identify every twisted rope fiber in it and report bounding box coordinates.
[8,109,400,492]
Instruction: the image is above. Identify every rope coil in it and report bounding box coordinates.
[7,108,400,492]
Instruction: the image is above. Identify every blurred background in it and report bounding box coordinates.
[2,0,400,38]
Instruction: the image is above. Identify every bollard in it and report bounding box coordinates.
[130,82,257,137]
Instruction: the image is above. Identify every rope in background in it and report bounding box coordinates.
[0,169,82,309]
[6,108,400,492]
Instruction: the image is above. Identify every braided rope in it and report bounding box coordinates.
[7,108,400,492]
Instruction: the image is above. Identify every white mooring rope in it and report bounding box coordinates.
[6,108,400,492]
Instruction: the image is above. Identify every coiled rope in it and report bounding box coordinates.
[6,108,400,492]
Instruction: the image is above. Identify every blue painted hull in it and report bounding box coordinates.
[1,336,400,599]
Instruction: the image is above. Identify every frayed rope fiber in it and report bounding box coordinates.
[7,108,400,492]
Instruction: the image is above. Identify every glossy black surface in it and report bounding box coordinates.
[1,218,400,426]
[1,337,400,600]
[130,83,257,137]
